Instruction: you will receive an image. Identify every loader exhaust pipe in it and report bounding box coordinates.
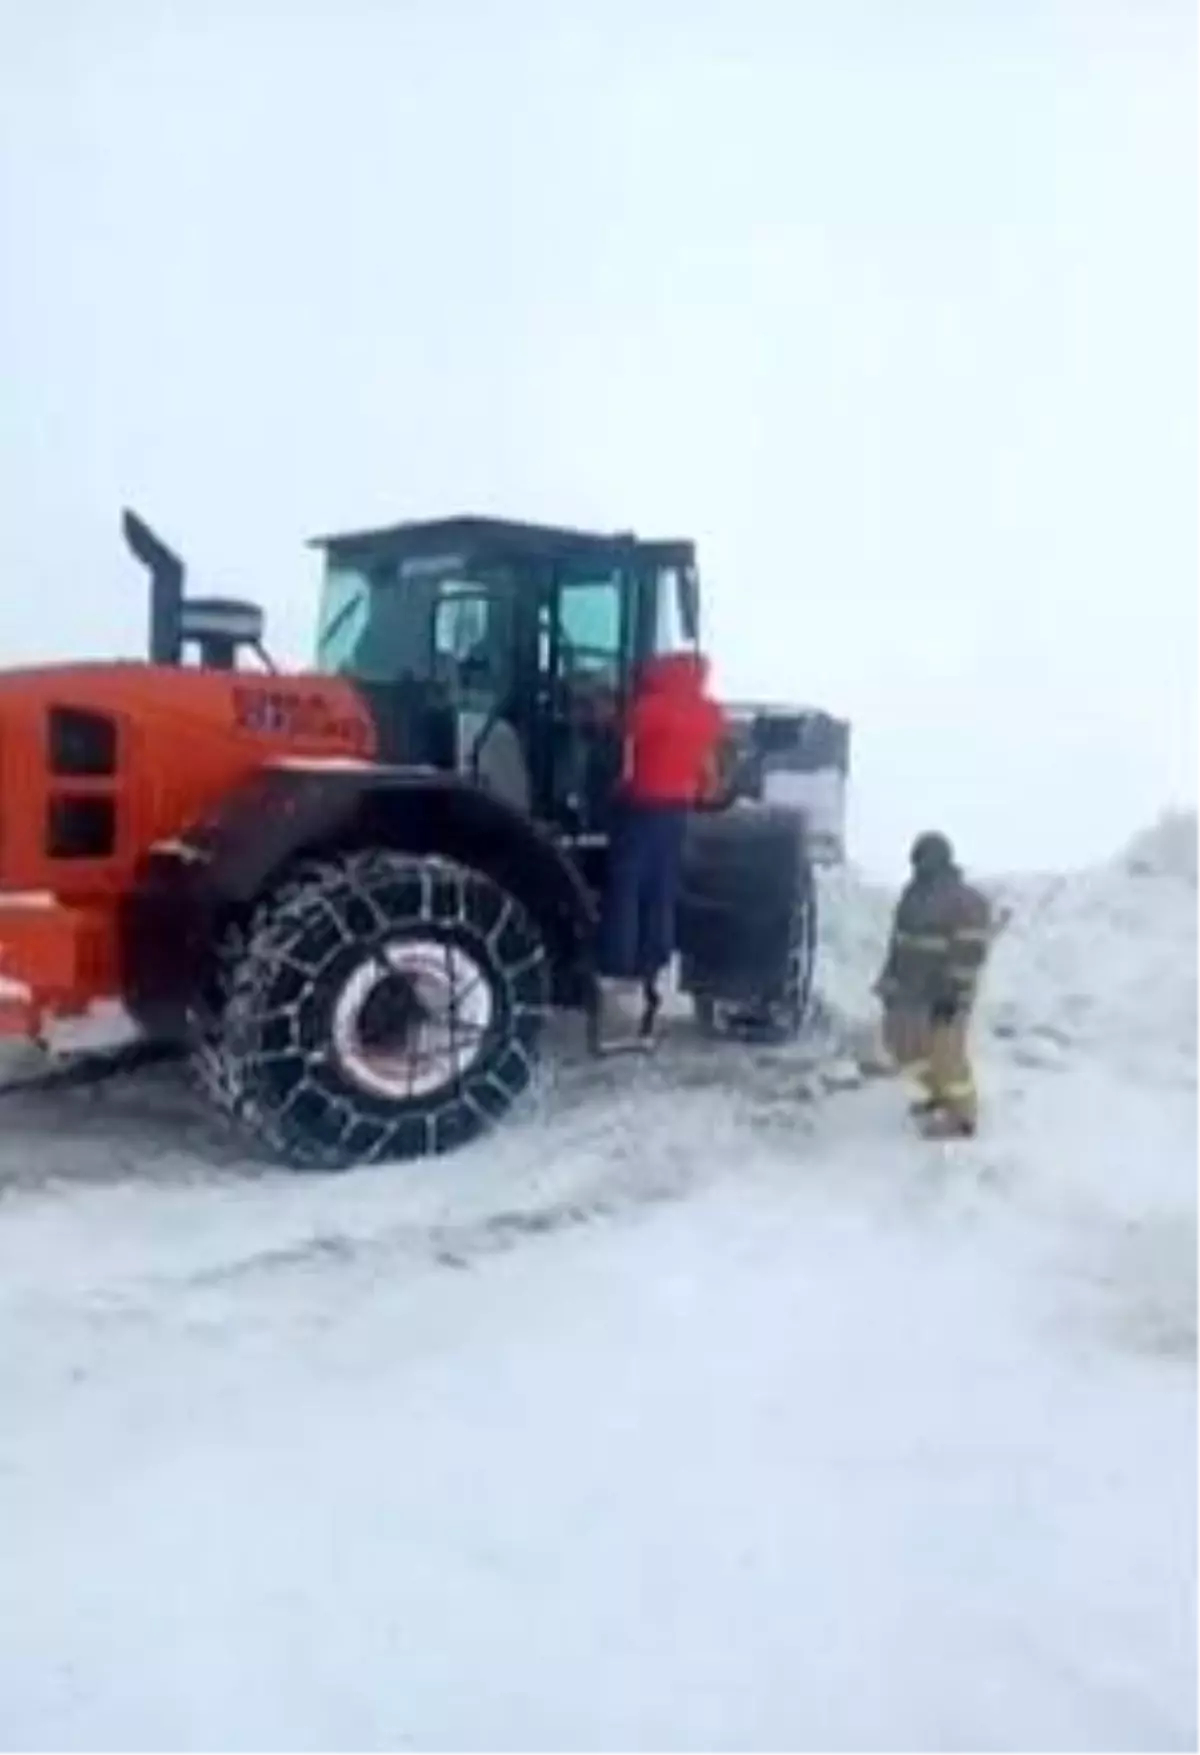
[122,507,184,665]
[121,506,272,672]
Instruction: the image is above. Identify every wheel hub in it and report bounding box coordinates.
[331,939,494,1100]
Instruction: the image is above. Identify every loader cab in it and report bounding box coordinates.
[310,516,701,840]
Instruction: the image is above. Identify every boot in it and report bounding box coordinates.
[917,1106,977,1141]
[586,977,651,1056]
[637,979,662,1042]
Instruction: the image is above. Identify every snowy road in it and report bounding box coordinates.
[0,821,1194,1751]
[0,1044,1193,1753]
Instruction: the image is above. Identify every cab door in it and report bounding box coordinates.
[535,558,634,836]
[429,571,534,814]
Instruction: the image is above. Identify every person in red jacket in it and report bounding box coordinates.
[592,650,725,1047]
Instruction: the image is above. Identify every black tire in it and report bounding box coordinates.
[200,850,549,1170]
[189,858,332,1115]
[779,854,819,1038]
[689,856,818,1045]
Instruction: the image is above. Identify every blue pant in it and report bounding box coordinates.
[598,804,689,982]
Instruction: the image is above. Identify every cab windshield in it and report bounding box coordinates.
[316,555,516,699]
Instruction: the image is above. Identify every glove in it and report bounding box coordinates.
[930,992,960,1025]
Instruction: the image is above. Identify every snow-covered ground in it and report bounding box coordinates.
[0,817,1195,1752]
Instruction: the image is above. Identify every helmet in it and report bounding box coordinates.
[910,830,955,874]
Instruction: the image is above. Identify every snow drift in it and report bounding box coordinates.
[986,810,1197,1087]
[816,808,1198,1082]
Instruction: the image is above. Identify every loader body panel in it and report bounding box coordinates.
[0,665,373,1030]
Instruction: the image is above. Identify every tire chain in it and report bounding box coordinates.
[194,850,549,1169]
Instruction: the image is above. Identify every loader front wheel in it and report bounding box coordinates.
[204,850,549,1170]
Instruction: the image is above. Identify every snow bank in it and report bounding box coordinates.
[1125,811,1198,884]
[987,811,1197,1087]
[810,814,1196,1355]
[809,861,894,1030]
[815,810,1198,1090]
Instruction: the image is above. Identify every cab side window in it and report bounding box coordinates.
[431,579,512,700]
[554,573,622,682]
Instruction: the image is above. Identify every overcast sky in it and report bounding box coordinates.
[1,0,1195,878]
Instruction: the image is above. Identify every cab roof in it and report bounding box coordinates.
[308,514,694,569]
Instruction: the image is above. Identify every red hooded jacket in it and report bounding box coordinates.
[625,651,726,807]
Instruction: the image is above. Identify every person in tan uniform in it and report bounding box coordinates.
[873,831,994,1138]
